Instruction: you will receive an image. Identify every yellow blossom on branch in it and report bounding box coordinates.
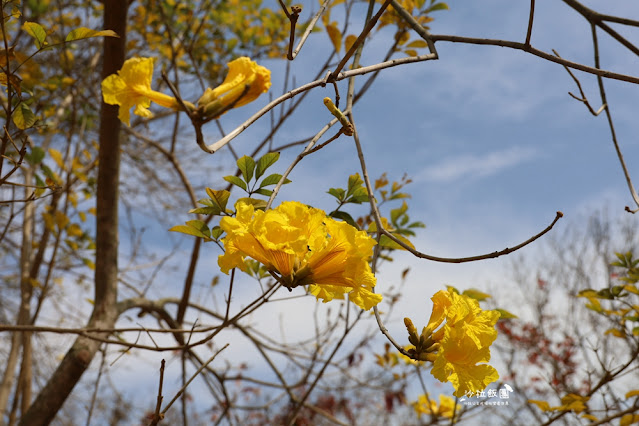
[430,290,500,397]
[101,57,182,126]
[405,289,500,397]
[412,393,458,419]
[218,200,381,310]
[197,57,271,119]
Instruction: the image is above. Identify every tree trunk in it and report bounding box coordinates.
[18,2,128,424]
[0,164,34,425]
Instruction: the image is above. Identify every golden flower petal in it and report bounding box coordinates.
[218,200,381,310]
[101,57,178,126]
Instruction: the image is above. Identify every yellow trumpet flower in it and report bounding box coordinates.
[197,57,271,119]
[101,57,181,126]
[218,200,381,311]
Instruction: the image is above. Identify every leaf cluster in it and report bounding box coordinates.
[576,251,639,337]
[169,152,290,241]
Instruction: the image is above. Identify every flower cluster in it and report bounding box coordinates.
[218,200,382,310]
[405,289,500,397]
[101,56,271,126]
[412,393,458,419]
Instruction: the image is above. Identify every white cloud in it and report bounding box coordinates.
[416,146,537,183]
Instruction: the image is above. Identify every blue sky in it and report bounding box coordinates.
[93,0,639,419]
[203,0,639,299]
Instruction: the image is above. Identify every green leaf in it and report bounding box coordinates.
[577,289,598,298]
[596,288,615,300]
[378,233,414,250]
[237,155,255,183]
[328,187,345,201]
[65,27,119,42]
[34,173,45,196]
[426,2,449,12]
[390,201,409,224]
[25,146,44,165]
[223,175,247,191]
[197,198,214,207]
[259,173,290,188]
[13,102,36,129]
[348,187,369,203]
[495,309,518,319]
[23,22,47,49]
[40,163,55,181]
[186,220,210,237]
[188,206,220,215]
[254,188,273,197]
[329,210,357,228]
[612,285,625,297]
[210,226,224,240]
[205,188,230,213]
[346,173,364,197]
[255,152,280,180]
[462,288,491,301]
[169,220,211,239]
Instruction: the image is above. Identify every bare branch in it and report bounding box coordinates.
[429,34,639,85]
[552,49,606,116]
[525,0,535,46]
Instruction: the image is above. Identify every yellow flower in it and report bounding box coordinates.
[197,57,271,118]
[431,322,500,397]
[101,57,181,126]
[412,394,458,419]
[425,289,500,397]
[218,201,381,310]
[529,394,590,413]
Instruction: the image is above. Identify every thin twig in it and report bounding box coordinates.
[289,0,332,59]
[428,34,639,84]
[599,14,639,27]
[148,359,165,426]
[379,211,563,264]
[347,116,411,356]
[552,49,606,116]
[588,24,639,212]
[0,324,217,334]
[561,0,639,57]
[85,346,107,426]
[266,117,340,210]
[285,312,363,425]
[203,52,437,153]
[525,0,535,46]
[328,0,393,82]
[161,345,228,416]
[389,0,437,55]
[224,268,235,322]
